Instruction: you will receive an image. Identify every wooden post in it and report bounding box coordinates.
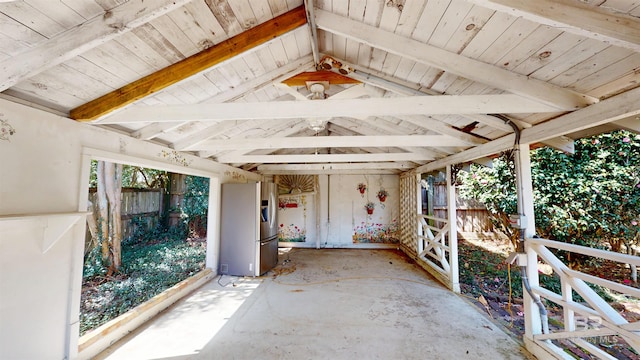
[205,177,220,271]
[517,144,542,339]
[446,165,460,293]
[415,173,423,254]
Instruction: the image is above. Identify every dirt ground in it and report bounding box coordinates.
[458,234,640,360]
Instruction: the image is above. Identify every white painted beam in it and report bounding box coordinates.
[217,152,434,164]
[315,9,596,110]
[188,135,469,151]
[538,136,574,154]
[327,119,446,160]
[414,86,640,174]
[199,120,311,159]
[349,64,575,152]
[395,115,488,145]
[98,94,560,124]
[258,169,401,175]
[131,122,186,140]
[466,0,640,53]
[0,0,196,91]
[171,121,242,151]
[614,115,640,133]
[132,56,315,140]
[258,162,415,172]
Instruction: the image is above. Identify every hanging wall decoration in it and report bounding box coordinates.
[357,183,367,197]
[0,116,16,141]
[364,201,375,215]
[377,188,388,202]
[276,174,316,194]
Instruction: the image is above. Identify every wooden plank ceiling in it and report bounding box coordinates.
[1,0,639,174]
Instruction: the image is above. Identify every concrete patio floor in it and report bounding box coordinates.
[96,248,534,359]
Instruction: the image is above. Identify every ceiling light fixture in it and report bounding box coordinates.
[318,55,354,74]
[307,118,327,131]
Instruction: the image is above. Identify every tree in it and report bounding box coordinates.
[88,161,123,274]
[458,131,640,259]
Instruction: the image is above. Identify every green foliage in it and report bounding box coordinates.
[181,176,209,238]
[458,156,519,243]
[458,130,640,252]
[80,238,205,335]
[89,160,168,189]
[531,131,640,251]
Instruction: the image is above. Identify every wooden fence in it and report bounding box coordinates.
[88,188,164,239]
[424,182,495,234]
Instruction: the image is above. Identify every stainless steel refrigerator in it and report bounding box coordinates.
[219,182,278,276]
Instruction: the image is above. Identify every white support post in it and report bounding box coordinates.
[517,144,542,340]
[416,173,423,254]
[205,177,221,272]
[446,165,460,293]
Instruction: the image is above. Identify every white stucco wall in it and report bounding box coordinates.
[0,99,258,360]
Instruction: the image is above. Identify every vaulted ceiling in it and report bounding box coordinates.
[1,0,639,175]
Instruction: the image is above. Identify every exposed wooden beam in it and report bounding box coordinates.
[349,65,578,153]
[259,169,401,175]
[466,0,640,52]
[414,86,640,174]
[0,0,196,92]
[614,115,640,133]
[70,5,308,121]
[395,115,488,145]
[348,64,517,132]
[188,135,470,151]
[201,55,315,104]
[281,71,361,86]
[136,56,314,140]
[327,119,446,160]
[131,122,186,140]
[258,162,415,173]
[97,94,560,124]
[315,9,596,110]
[172,121,242,151]
[217,152,434,164]
[201,120,311,159]
[537,136,575,154]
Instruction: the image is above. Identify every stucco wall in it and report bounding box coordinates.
[0,99,257,360]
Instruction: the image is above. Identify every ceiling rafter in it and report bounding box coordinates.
[70,5,308,121]
[0,0,196,92]
[327,119,446,161]
[258,162,415,174]
[188,135,470,152]
[217,153,435,164]
[347,62,575,153]
[466,0,640,52]
[414,86,640,174]
[314,8,597,110]
[202,120,312,159]
[96,94,561,124]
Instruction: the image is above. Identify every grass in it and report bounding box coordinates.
[80,238,206,336]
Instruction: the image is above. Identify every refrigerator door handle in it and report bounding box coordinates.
[269,189,276,229]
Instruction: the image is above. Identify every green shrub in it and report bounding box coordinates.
[80,239,205,335]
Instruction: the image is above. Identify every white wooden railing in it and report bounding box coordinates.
[417,214,455,289]
[526,237,640,359]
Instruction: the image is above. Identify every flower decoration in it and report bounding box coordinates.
[364,201,375,214]
[377,189,389,202]
[357,183,367,196]
[0,119,15,141]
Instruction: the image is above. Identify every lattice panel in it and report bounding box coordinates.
[399,173,418,255]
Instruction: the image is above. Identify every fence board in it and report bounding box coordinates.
[88,188,164,239]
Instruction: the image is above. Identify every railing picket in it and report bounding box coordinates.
[525,238,640,357]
